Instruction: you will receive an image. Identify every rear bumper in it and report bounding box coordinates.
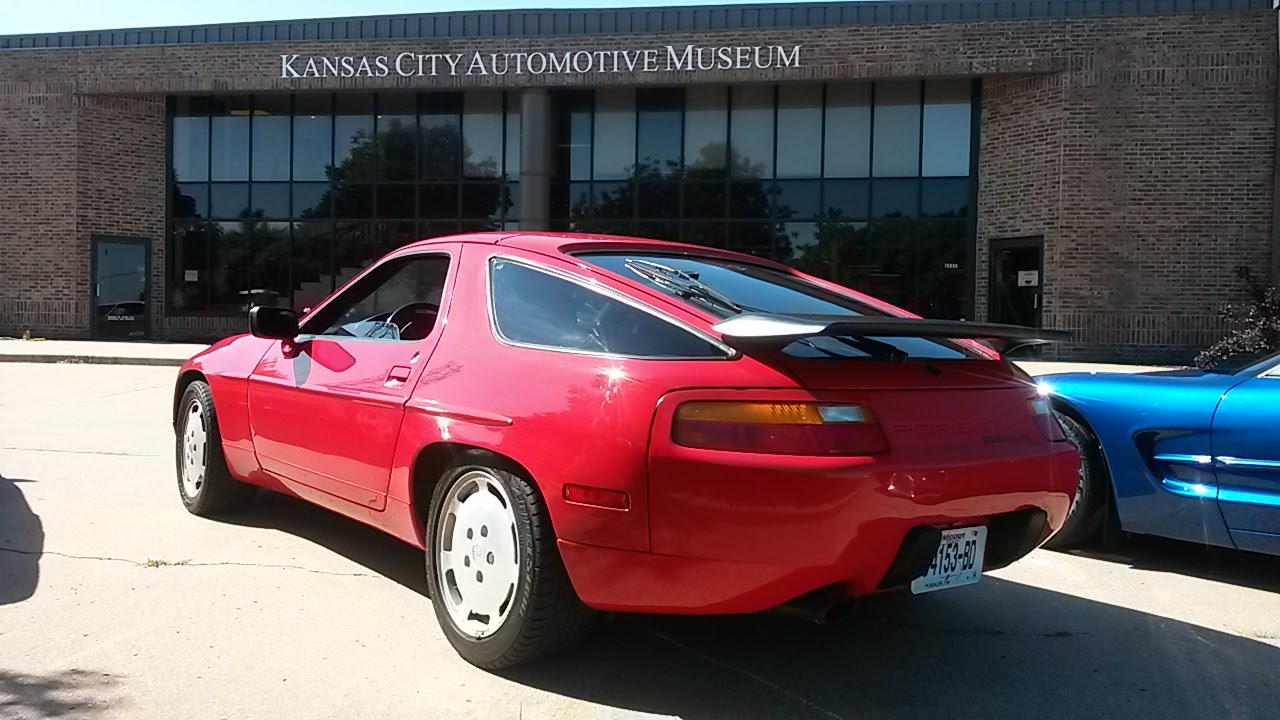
[559,445,1078,614]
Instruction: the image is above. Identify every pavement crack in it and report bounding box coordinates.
[0,446,162,457]
[0,547,136,565]
[177,560,378,578]
[645,627,850,720]
[0,546,378,578]
[0,384,169,409]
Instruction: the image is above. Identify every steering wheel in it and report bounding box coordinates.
[387,302,441,341]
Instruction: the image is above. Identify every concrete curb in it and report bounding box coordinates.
[0,354,187,367]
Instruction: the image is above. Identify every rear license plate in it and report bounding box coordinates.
[910,526,987,594]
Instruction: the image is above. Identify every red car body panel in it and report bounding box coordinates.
[175,231,1079,615]
[178,335,272,485]
[246,245,461,511]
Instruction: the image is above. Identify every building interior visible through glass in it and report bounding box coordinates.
[168,80,973,320]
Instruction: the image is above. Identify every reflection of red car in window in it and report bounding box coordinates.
[172,232,1079,669]
[98,300,146,319]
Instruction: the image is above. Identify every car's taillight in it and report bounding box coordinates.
[672,401,888,455]
[1028,397,1068,442]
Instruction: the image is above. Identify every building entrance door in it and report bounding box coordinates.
[91,236,150,340]
[988,237,1043,329]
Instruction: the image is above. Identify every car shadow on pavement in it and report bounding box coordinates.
[503,580,1280,720]
[0,472,42,605]
[1063,534,1280,593]
[0,668,117,718]
[217,490,430,597]
[204,490,1279,718]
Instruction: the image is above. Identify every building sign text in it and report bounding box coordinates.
[279,44,802,79]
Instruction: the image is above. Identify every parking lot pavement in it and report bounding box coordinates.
[1,364,1277,720]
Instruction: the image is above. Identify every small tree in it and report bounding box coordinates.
[1194,265,1280,369]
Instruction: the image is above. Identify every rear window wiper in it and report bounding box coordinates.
[623,259,750,317]
[825,335,910,363]
[791,335,909,362]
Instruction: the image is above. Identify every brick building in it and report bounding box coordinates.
[0,0,1276,362]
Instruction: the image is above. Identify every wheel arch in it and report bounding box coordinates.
[408,442,538,544]
[1050,396,1120,526]
[173,370,207,429]
[1050,397,1112,481]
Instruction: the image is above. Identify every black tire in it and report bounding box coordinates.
[424,450,595,669]
[175,380,256,516]
[1043,410,1108,550]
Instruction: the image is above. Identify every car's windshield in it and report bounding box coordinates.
[1221,348,1280,376]
[579,253,975,360]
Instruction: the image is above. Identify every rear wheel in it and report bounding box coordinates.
[1044,411,1108,550]
[176,381,256,516]
[425,452,595,669]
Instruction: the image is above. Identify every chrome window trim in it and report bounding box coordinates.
[297,248,454,343]
[1245,352,1280,378]
[486,254,736,360]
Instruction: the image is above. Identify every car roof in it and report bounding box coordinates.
[356,230,984,353]
[395,230,794,271]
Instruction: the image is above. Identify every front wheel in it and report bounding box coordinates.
[424,452,595,669]
[175,380,256,516]
[1043,411,1108,550]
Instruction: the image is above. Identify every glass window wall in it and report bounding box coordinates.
[548,80,976,319]
[168,91,522,314]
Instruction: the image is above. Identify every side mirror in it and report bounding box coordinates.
[249,306,299,340]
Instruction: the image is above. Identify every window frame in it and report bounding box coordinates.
[297,249,454,343]
[486,254,735,360]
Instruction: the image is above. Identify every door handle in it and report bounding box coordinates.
[386,365,412,385]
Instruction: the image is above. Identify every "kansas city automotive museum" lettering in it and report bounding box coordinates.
[278,44,801,79]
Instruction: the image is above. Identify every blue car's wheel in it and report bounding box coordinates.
[1044,411,1108,549]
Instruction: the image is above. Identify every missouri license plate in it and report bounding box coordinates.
[910,526,987,594]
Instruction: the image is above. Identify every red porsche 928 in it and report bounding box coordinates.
[173,232,1080,668]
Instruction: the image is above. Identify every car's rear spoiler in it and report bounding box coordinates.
[711,314,1071,355]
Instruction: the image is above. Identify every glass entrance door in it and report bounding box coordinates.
[988,238,1043,329]
[92,237,150,340]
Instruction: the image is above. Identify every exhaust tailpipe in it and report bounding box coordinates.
[771,586,857,624]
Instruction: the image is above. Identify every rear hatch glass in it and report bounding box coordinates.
[578,253,981,361]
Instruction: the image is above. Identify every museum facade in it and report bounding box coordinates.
[0,0,1276,362]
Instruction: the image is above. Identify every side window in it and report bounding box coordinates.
[303,254,450,342]
[490,259,725,358]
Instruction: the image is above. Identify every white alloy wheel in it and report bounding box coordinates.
[436,469,521,639]
[181,399,208,499]
[174,380,254,516]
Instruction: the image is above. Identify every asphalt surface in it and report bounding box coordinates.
[1,363,1278,720]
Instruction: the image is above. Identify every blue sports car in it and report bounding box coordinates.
[1041,351,1280,557]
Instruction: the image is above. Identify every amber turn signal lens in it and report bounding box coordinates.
[674,402,875,425]
[672,401,887,456]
